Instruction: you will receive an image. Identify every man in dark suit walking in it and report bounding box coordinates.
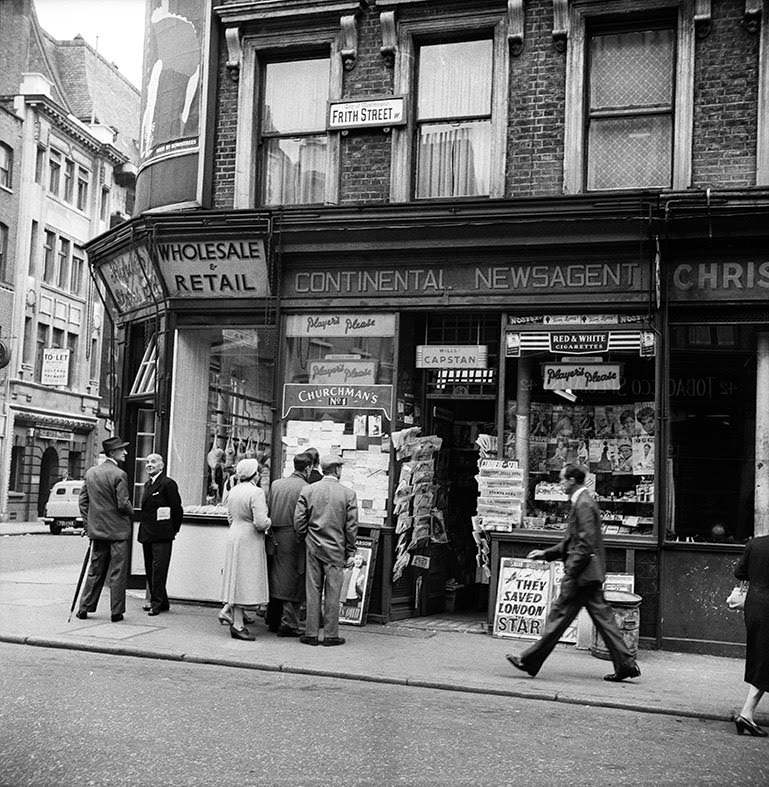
[138,453,183,616]
[506,464,641,682]
[76,436,134,622]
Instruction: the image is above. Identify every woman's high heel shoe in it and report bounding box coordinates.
[735,716,768,737]
[218,610,234,626]
[230,625,255,641]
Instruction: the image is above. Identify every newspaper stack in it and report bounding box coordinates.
[475,458,523,532]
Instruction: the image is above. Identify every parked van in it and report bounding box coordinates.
[42,480,84,534]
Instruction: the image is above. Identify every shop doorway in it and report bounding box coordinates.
[38,447,60,517]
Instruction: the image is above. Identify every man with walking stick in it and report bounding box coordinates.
[75,436,134,622]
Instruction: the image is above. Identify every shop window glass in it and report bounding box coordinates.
[281,315,395,527]
[260,58,329,206]
[669,324,756,543]
[133,408,156,507]
[586,27,674,190]
[416,39,492,198]
[504,321,656,539]
[169,327,277,510]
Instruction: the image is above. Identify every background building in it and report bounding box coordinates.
[86,0,769,656]
[0,0,139,521]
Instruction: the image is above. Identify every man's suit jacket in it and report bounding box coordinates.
[138,473,183,543]
[79,460,133,541]
[543,487,606,585]
[294,476,358,567]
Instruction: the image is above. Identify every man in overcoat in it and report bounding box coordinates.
[138,453,183,616]
[76,436,134,622]
[506,464,641,682]
[266,452,312,636]
[294,454,358,646]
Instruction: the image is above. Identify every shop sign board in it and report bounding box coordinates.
[308,360,377,385]
[155,237,269,298]
[98,245,164,315]
[670,261,769,301]
[38,428,74,442]
[40,348,70,386]
[493,558,552,639]
[543,363,621,391]
[282,383,393,419]
[549,332,609,354]
[415,345,488,369]
[328,96,406,130]
[285,313,396,337]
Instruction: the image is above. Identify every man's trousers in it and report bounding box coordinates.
[142,541,173,612]
[78,539,129,617]
[304,551,343,639]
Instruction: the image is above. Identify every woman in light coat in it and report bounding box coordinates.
[218,458,271,640]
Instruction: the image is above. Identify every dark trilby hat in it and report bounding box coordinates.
[102,436,129,454]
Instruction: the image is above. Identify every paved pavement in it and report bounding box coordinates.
[0,519,51,536]
[0,523,761,727]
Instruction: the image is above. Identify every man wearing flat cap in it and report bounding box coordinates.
[76,436,135,622]
[294,453,358,646]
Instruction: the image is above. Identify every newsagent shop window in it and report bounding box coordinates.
[669,324,756,543]
[168,326,277,509]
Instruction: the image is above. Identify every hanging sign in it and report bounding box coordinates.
[40,348,70,386]
[416,345,488,369]
[282,383,393,419]
[328,96,406,130]
[308,360,377,385]
[543,363,621,391]
[549,332,610,354]
[98,245,164,315]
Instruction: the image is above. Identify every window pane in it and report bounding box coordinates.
[587,115,672,190]
[263,136,327,205]
[418,40,492,120]
[416,121,491,198]
[262,59,329,133]
[590,29,674,109]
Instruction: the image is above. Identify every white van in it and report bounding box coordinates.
[42,480,84,535]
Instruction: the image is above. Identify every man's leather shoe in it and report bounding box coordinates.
[75,611,88,620]
[603,665,641,682]
[142,604,152,611]
[322,637,345,646]
[111,613,124,623]
[147,608,160,616]
[506,654,537,676]
[299,635,318,646]
[276,626,301,637]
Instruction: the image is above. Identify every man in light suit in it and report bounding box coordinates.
[76,436,134,622]
[506,464,641,682]
[138,453,183,616]
[294,454,358,647]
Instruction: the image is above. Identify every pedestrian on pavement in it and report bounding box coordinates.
[219,458,271,641]
[305,447,323,484]
[76,436,134,623]
[506,463,641,682]
[733,533,769,736]
[294,454,358,646]
[138,453,183,617]
[266,452,312,637]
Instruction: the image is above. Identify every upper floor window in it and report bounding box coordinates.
[43,230,56,283]
[0,143,12,189]
[260,57,330,206]
[57,238,71,290]
[63,159,75,202]
[416,39,493,198]
[0,223,8,282]
[49,150,61,194]
[35,146,46,184]
[70,246,85,295]
[77,167,89,211]
[586,26,675,190]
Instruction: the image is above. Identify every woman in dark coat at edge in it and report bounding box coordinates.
[734,533,769,736]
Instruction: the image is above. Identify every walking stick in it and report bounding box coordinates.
[68,538,91,623]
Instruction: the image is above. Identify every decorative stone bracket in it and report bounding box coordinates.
[744,0,763,34]
[508,0,524,57]
[341,13,359,70]
[695,0,711,38]
[225,25,242,82]
[553,0,568,52]
[380,11,397,68]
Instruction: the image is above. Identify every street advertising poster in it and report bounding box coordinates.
[339,533,379,626]
[493,558,552,640]
[140,0,207,165]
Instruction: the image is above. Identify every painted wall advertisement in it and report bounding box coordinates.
[140,0,206,165]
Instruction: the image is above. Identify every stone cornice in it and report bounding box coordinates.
[213,0,365,24]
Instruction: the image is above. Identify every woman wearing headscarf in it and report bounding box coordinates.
[734,533,769,736]
[217,458,271,640]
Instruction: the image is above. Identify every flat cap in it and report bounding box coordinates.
[320,453,345,471]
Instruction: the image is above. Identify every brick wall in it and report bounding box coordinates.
[692,0,759,188]
[0,106,22,342]
[212,34,238,210]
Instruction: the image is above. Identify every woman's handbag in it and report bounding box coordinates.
[264,527,278,557]
[727,581,748,611]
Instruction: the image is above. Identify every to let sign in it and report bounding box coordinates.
[416,345,488,369]
[41,348,70,386]
[328,96,405,130]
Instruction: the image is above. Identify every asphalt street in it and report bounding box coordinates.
[1,642,767,787]
[0,530,85,574]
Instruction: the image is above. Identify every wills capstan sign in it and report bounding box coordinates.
[415,345,488,369]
